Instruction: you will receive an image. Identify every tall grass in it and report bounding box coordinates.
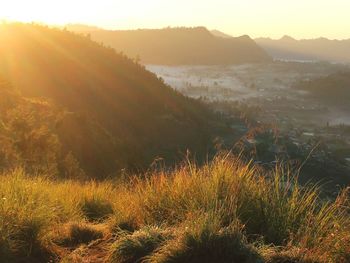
[144,213,261,263]
[0,168,116,262]
[110,153,350,262]
[0,154,349,262]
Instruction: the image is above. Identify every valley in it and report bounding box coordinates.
[148,61,350,191]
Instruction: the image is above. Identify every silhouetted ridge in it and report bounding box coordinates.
[69,26,271,65]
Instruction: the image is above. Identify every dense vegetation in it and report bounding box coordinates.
[68,26,271,65]
[0,23,226,178]
[0,154,349,262]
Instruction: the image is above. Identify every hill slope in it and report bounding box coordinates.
[256,36,350,63]
[68,26,271,65]
[0,23,221,177]
[296,71,350,105]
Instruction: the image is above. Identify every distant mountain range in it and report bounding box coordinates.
[256,36,350,63]
[66,25,271,65]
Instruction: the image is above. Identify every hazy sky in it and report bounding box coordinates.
[1,0,350,39]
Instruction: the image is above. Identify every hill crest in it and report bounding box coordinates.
[68,26,271,65]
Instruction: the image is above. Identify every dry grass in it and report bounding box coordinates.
[0,154,349,262]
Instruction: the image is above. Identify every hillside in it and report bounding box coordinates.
[0,79,123,178]
[0,23,223,178]
[296,71,350,105]
[68,26,271,65]
[256,36,350,63]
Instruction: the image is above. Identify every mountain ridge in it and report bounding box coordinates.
[67,26,271,65]
[256,36,350,62]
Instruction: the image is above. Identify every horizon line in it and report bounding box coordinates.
[2,19,350,41]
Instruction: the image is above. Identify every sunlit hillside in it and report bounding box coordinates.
[0,23,224,177]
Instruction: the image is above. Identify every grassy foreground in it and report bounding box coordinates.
[0,154,349,262]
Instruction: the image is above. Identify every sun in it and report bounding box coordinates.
[1,2,34,21]
[1,1,54,23]
[0,0,92,25]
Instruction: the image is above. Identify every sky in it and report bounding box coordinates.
[1,0,350,39]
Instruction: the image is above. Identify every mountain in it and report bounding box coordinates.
[256,36,350,63]
[69,26,271,65]
[210,29,233,38]
[0,23,222,178]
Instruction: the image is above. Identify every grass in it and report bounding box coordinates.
[0,169,116,262]
[0,154,349,262]
[80,195,114,222]
[53,222,104,247]
[108,226,172,263]
[145,213,261,263]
